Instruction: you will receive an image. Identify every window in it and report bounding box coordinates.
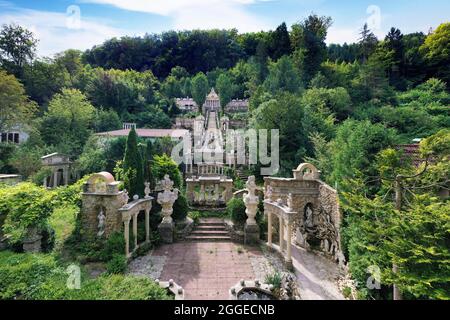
[1,133,6,142]
[14,133,19,144]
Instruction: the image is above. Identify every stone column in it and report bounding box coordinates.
[53,170,58,188]
[133,212,138,249]
[286,220,293,269]
[145,208,150,243]
[267,210,273,247]
[279,216,284,253]
[124,217,131,258]
[63,167,69,186]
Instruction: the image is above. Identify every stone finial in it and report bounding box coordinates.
[144,182,151,199]
[161,174,174,192]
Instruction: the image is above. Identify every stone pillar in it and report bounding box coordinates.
[124,218,131,258]
[267,210,273,247]
[286,220,293,269]
[157,175,178,244]
[133,213,138,249]
[279,216,284,253]
[63,167,69,186]
[53,170,58,188]
[145,208,150,243]
[243,176,260,245]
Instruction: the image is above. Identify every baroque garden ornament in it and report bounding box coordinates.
[243,176,260,244]
[157,175,179,243]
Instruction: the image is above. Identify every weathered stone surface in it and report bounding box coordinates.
[244,223,260,245]
[158,222,175,244]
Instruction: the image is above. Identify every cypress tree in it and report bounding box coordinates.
[123,128,144,197]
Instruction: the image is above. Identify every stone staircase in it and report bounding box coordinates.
[235,168,249,181]
[185,218,231,242]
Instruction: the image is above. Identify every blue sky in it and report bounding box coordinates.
[1,0,449,57]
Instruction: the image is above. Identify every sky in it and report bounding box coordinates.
[0,0,449,57]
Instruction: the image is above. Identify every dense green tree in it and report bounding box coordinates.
[216,73,235,109]
[152,154,182,188]
[93,108,122,133]
[385,28,406,89]
[358,23,378,62]
[291,15,332,84]
[122,128,144,198]
[328,119,396,187]
[268,22,291,60]
[40,89,95,158]
[251,92,307,174]
[420,23,450,84]
[0,24,37,77]
[0,70,37,133]
[264,56,302,94]
[191,72,209,109]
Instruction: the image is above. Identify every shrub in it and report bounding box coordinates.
[0,251,57,299]
[265,271,282,289]
[106,254,127,274]
[101,232,126,261]
[227,197,247,225]
[0,183,57,245]
[172,193,188,221]
[152,154,182,188]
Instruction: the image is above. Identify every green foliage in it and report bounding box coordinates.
[0,69,37,133]
[384,197,450,300]
[152,154,182,188]
[106,254,127,274]
[0,251,171,300]
[264,271,282,289]
[216,73,235,108]
[0,251,56,299]
[122,128,144,198]
[264,56,302,94]
[191,72,209,108]
[0,183,56,244]
[172,193,189,222]
[227,197,247,225]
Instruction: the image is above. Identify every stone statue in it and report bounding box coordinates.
[97,208,106,237]
[122,189,129,205]
[304,205,314,229]
[157,175,179,224]
[243,176,259,225]
[144,182,151,199]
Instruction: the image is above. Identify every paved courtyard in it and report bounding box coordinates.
[129,241,272,300]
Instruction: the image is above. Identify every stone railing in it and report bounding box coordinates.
[264,196,297,268]
[118,197,153,258]
[186,176,233,207]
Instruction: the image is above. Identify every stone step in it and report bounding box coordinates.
[185,235,232,242]
[191,230,229,236]
[195,225,227,231]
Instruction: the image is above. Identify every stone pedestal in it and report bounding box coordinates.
[158,222,175,244]
[244,223,260,245]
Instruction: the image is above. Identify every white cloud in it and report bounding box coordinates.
[0,7,126,57]
[82,0,272,32]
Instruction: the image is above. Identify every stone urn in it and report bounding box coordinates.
[157,175,179,224]
[243,176,260,244]
[243,176,259,225]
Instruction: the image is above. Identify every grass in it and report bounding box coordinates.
[48,205,78,251]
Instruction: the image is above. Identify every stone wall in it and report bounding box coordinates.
[80,193,125,238]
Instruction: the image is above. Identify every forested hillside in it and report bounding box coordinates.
[0,16,449,300]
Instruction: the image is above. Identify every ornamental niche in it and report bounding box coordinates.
[264,163,345,266]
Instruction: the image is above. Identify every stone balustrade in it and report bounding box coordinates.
[264,197,297,269]
[118,197,152,258]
